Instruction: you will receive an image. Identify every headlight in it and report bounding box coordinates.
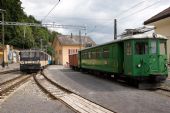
[137,64,141,68]
[20,61,24,64]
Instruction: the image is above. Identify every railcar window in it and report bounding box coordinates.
[36,52,40,57]
[135,42,148,55]
[21,52,29,58]
[82,52,85,59]
[160,42,166,55]
[96,49,100,59]
[85,52,88,59]
[40,52,45,60]
[126,43,131,55]
[30,52,35,58]
[88,52,91,59]
[91,51,96,59]
[151,41,157,54]
[103,48,109,58]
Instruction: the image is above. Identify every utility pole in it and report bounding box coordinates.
[114,19,117,40]
[79,30,81,50]
[45,45,47,62]
[23,26,26,49]
[40,39,43,51]
[0,9,6,68]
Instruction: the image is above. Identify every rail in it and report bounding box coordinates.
[0,74,31,100]
[0,69,19,75]
[155,86,170,97]
[34,71,117,113]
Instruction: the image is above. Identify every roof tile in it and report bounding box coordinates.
[57,35,96,46]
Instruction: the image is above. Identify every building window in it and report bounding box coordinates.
[135,42,148,55]
[68,49,70,55]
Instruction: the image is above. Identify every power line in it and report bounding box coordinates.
[41,0,60,22]
[114,0,147,18]
[86,26,97,34]
[35,1,148,22]
[0,21,86,30]
[119,0,161,21]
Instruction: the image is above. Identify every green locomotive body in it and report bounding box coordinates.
[79,33,168,83]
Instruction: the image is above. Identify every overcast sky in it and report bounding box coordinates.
[21,0,170,44]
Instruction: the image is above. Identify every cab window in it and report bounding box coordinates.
[160,42,166,55]
[135,42,148,55]
[151,40,157,54]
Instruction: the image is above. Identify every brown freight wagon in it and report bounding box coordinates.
[69,53,78,70]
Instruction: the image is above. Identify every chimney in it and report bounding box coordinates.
[71,33,73,38]
[114,19,117,40]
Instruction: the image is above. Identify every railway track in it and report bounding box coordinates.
[0,69,19,75]
[34,72,117,113]
[0,74,31,100]
[156,86,170,97]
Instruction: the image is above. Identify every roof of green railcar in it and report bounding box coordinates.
[80,33,167,51]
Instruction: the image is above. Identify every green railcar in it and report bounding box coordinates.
[79,33,168,83]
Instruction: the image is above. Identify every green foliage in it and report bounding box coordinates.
[0,0,59,55]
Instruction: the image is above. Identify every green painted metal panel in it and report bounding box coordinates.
[81,42,123,73]
[124,40,133,75]
[80,37,168,79]
[125,38,168,77]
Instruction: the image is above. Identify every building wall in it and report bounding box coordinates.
[52,37,91,65]
[0,50,3,64]
[0,45,10,65]
[53,38,63,65]
[150,18,170,63]
[62,46,80,66]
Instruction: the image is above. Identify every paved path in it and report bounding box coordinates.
[45,65,170,113]
[0,63,19,72]
[0,79,74,113]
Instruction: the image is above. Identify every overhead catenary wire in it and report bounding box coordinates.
[34,1,148,23]
[41,0,60,22]
[118,0,162,21]
[36,0,156,23]
[36,0,164,37]
[114,0,147,18]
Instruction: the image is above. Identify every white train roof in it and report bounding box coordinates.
[81,33,167,51]
[122,33,167,40]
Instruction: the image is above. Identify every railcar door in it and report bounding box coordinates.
[134,40,150,76]
[124,40,133,76]
[149,40,159,73]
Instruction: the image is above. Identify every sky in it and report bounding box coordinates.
[21,0,170,44]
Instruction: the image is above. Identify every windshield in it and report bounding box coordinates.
[150,40,157,54]
[135,42,148,55]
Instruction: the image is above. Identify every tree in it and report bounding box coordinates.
[0,0,60,55]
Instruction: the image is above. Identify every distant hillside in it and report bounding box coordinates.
[0,0,59,55]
